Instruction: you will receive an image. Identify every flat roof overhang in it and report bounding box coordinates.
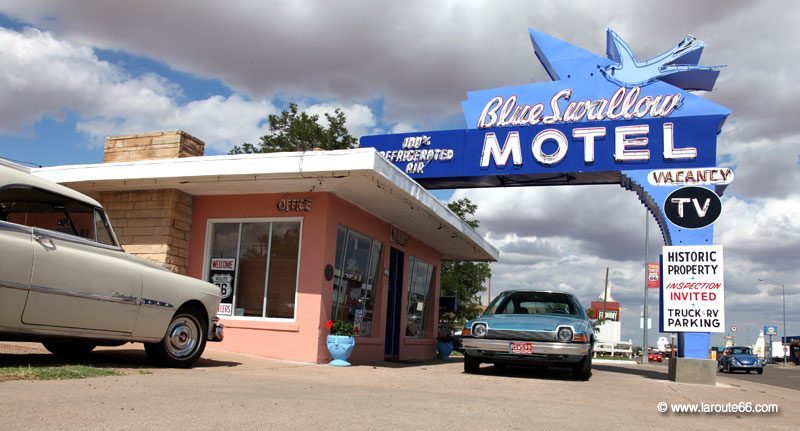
[32,148,499,262]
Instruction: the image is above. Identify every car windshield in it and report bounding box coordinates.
[484,291,582,317]
[728,347,752,355]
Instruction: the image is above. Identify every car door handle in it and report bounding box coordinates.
[33,233,56,249]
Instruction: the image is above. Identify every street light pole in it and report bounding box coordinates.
[642,210,649,365]
[759,278,787,367]
[782,283,786,367]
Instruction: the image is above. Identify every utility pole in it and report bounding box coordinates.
[759,278,787,367]
[602,267,609,322]
[642,210,650,364]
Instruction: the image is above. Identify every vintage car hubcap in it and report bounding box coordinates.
[166,316,199,358]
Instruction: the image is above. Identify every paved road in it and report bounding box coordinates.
[649,360,800,391]
[1,343,799,430]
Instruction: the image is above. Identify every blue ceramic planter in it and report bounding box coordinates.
[326,334,356,366]
[436,340,454,360]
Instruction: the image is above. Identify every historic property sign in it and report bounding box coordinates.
[661,245,725,332]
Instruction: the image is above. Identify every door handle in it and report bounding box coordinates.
[33,233,56,249]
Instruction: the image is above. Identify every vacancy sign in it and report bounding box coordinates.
[662,245,724,332]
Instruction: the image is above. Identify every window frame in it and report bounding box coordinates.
[0,184,122,251]
[404,255,436,339]
[330,225,384,337]
[202,217,304,322]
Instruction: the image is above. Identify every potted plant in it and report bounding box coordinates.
[324,320,358,366]
[436,312,457,360]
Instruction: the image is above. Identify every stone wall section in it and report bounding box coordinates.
[96,130,205,274]
[98,189,194,274]
[103,131,204,163]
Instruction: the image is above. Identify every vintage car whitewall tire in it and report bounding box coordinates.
[572,353,592,381]
[42,341,96,357]
[145,307,207,368]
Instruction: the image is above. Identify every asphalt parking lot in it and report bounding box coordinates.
[1,343,798,430]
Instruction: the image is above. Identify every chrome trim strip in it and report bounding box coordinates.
[462,338,590,356]
[27,283,137,306]
[0,220,32,235]
[140,298,174,309]
[33,227,124,253]
[0,279,29,291]
[22,283,174,310]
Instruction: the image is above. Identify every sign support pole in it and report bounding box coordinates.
[642,210,649,364]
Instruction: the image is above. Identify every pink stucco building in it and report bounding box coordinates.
[33,131,498,364]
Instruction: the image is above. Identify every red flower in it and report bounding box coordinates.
[354,326,360,335]
[325,320,333,330]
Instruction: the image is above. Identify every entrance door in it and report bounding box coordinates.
[385,248,404,357]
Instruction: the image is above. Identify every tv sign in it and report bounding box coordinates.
[664,186,722,229]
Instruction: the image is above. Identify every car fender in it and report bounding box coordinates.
[129,257,220,340]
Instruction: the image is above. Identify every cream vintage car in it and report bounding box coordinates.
[0,160,223,367]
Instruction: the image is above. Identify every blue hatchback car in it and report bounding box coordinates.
[718,346,764,374]
[461,290,594,380]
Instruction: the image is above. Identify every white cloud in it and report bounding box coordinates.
[304,102,377,139]
[0,26,275,152]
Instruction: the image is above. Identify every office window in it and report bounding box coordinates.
[332,226,382,336]
[405,256,434,338]
[206,220,301,319]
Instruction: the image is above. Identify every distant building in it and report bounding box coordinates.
[590,285,621,343]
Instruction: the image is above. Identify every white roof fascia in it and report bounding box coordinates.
[32,148,499,261]
[367,151,499,261]
[31,149,378,184]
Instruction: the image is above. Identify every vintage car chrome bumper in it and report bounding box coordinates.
[727,361,762,369]
[462,338,590,356]
[209,321,224,342]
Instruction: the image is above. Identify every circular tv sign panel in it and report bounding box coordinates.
[664,186,722,229]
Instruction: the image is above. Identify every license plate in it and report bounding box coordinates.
[510,342,533,354]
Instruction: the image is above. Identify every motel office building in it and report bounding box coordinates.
[32,131,497,363]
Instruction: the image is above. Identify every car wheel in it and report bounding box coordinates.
[145,307,207,368]
[573,354,592,381]
[42,341,96,358]
[718,362,723,372]
[757,368,763,375]
[463,353,480,374]
[746,370,751,374]
[493,363,506,372]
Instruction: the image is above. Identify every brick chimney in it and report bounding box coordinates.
[103,130,204,163]
[97,131,204,274]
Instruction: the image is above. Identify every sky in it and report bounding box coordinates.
[0,1,797,348]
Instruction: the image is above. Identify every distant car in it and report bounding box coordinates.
[648,352,663,362]
[0,161,223,367]
[460,290,594,380]
[718,346,764,374]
